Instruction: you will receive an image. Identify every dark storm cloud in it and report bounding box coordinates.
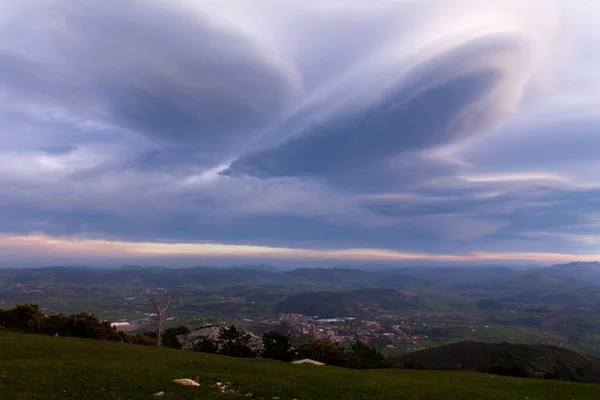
[0,0,298,150]
[226,35,526,179]
[1,0,599,262]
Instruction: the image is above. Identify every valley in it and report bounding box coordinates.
[3,262,600,357]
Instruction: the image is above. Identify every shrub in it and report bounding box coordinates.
[262,330,293,362]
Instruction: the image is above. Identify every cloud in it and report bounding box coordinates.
[38,146,77,156]
[0,0,599,265]
[0,0,299,154]
[1,234,598,265]
[454,115,600,187]
[226,34,533,180]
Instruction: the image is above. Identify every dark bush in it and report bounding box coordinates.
[262,330,293,362]
[1,303,128,342]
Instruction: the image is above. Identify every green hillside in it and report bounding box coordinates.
[0,332,598,400]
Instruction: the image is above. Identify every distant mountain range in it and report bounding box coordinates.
[544,262,600,285]
[3,261,600,289]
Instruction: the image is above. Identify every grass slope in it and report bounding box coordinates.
[0,332,598,400]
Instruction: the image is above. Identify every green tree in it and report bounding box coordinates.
[194,338,219,353]
[262,330,293,361]
[124,332,157,346]
[345,341,391,369]
[296,339,345,366]
[219,325,256,358]
[1,303,45,332]
[68,312,104,339]
[0,304,135,343]
[163,326,190,349]
[45,313,70,336]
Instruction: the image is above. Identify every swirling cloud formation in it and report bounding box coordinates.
[0,0,599,265]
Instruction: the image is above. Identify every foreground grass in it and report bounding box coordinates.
[0,332,598,400]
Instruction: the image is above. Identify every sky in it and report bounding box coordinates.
[1,0,599,266]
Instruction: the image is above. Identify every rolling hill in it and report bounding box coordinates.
[545,262,600,286]
[452,270,600,309]
[1,332,599,400]
[276,287,422,317]
[398,341,600,382]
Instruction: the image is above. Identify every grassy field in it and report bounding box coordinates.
[0,332,599,400]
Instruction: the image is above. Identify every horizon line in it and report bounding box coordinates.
[0,234,598,264]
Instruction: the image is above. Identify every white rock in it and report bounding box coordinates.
[173,378,200,387]
[176,324,264,353]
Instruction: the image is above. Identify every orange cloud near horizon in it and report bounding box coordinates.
[0,234,597,264]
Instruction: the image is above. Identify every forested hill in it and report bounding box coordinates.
[397,341,600,383]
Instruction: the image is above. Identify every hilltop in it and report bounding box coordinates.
[0,332,599,400]
[276,287,421,317]
[398,341,600,382]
